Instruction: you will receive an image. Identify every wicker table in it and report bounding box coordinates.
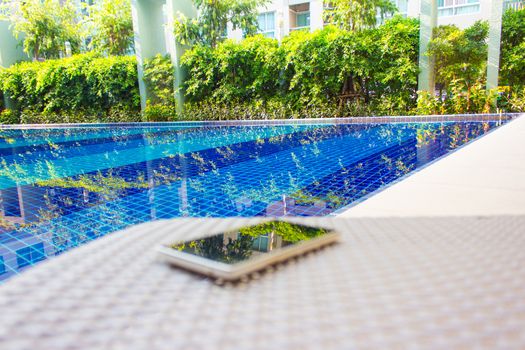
[1,216,524,350]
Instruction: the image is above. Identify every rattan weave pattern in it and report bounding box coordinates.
[0,216,524,350]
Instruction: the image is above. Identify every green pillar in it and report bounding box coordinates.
[165,0,196,115]
[486,0,504,91]
[131,0,195,113]
[131,0,168,111]
[417,0,437,92]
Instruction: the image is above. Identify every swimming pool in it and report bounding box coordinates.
[0,118,509,281]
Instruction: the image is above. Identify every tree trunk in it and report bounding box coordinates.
[34,43,40,61]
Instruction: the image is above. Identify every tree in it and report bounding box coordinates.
[500,8,525,87]
[427,21,489,92]
[7,0,82,60]
[0,1,14,20]
[173,0,268,48]
[323,0,397,31]
[86,0,134,55]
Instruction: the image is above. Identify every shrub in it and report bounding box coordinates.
[182,35,281,103]
[142,54,176,106]
[142,54,178,121]
[500,8,525,88]
[17,108,143,124]
[415,91,444,115]
[414,81,498,115]
[0,109,19,124]
[180,16,420,118]
[0,53,141,122]
[143,104,178,121]
[507,86,525,112]
[428,21,489,92]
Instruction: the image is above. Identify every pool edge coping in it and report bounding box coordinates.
[0,113,520,129]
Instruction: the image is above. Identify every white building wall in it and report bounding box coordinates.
[228,0,513,42]
[406,0,488,29]
[436,0,490,28]
[407,0,422,18]
[281,0,291,38]
[309,0,324,31]
[227,0,288,41]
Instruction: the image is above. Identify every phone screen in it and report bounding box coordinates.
[168,220,331,265]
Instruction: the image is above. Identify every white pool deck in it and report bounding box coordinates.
[0,115,524,350]
[340,114,525,218]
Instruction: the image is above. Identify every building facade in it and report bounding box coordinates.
[226,0,524,41]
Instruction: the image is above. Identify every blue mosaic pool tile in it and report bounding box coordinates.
[0,120,508,281]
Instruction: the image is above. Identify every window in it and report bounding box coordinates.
[296,12,310,28]
[0,256,5,275]
[258,12,276,38]
[290,3,310,31]
[438,0,480,16]
[16,243,46,268]
[252,235,270,252]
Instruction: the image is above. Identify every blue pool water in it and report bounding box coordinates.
[0,120,507,280]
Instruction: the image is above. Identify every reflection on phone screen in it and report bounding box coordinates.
[170,221,329,265]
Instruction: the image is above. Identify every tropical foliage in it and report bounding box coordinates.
[500,7,525,88]
[323,0,397,31]
[173,0,268,48]
[506,86,525,112]
[142,54,177,121]
[415,82,498,115]
[85,0,134,55]
[419,21,497,114]
[1,11,525,123]
[2,0,133,60]
[0,53,140,123]
[142,54,176,106]
[427,21,489,92]
[6,0,82,60]
[181,16,420,117]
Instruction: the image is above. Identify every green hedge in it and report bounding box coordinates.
[1,12,524,124]
[179,14,525,120]
[181,16,420,117]
[142,54,177,121]
[500,8,525,87]
[0,53,141,123]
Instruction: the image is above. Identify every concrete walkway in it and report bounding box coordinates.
[341,114,525,218]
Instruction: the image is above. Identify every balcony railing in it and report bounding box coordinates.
[438,2,480,17]
[504,0,525,10]
[0,8,9,20]
[290,26,310,32]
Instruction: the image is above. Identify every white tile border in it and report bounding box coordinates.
[0,113,520,129]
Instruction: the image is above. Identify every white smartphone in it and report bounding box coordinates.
[157,219,341,281]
